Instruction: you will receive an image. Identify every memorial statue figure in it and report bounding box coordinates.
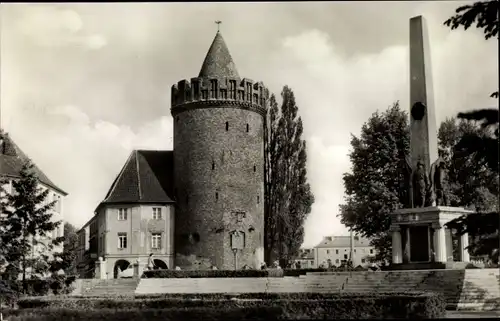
[429,157,449,206]
[400,154,414,208]
[412,160,429,208]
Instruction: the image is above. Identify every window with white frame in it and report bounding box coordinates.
[118,208,128,221]
[118,233,127,249]
[151,233,162,249]
[152,207,162,220]
[55,195,61,212]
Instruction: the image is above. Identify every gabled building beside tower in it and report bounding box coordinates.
[0,129,67,277]
[76,29,269,277]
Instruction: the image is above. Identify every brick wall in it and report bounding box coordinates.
[173,105,265,270]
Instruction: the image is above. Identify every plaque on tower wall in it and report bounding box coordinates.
[230,230,245,250]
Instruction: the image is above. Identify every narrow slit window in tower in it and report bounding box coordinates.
[215,192,219,201]
[253,165,256,172]
[257,195,260,204]
[212,161,215,170]
[226,122,229,131]
[246,124,249,132]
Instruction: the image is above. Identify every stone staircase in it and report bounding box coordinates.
[136,278,269,294]
[304,272,347,292]
[79,279,140,296]
[340,270,465,308]
[267,276,306,293]
[457,269,500,311]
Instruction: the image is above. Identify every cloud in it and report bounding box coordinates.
[13,5,106,50]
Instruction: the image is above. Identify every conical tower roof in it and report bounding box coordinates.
[198,31,240,79]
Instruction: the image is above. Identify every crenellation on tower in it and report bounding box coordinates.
[171,77,269,116]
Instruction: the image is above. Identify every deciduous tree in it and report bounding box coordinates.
[339,102,409,263]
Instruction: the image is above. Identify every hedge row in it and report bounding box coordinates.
[141,267,368,278]
[2,307,282,321]
[0,276,76,298]
[141,269,278,278]
[15,292,446,318]
[19,291,437,308]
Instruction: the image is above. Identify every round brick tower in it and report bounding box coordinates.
[171,30,269,270]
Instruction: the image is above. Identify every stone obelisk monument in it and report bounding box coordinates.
[389,16,472,270]
[409,15,438,172]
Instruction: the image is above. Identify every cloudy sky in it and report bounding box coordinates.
[1,2,497,248]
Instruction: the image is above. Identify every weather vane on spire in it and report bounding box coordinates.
[215,20,222,32]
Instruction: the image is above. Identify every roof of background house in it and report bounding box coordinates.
[96,150,175,210]
[314,235,372,249]
[0,130,67,195]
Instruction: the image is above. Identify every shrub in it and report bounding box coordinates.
[142,269,273,278]
[283,268,327,276]
[0,280,18,307]
[465,263,481,269]
[17,291,446,318]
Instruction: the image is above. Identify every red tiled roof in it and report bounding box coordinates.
[198,31,240,79]
[99,150,175,207]
[0,130,67,195]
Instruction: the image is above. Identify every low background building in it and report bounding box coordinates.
[313,234,376,268]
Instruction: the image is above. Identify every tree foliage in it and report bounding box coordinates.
[454,108,499,174]
[51,222,78,276]
[264,86,315,265]
[444,0,499,40]
[0,160,62,288]
[438,117,499,211]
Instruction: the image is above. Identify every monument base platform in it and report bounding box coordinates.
[390,206,474,265]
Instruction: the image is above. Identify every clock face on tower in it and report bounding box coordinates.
[411,102,426,121]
